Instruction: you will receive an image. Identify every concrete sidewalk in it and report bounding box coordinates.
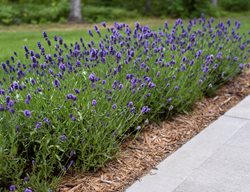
[126,95,250,192]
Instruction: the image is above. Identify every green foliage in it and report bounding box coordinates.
[0,0,69,25]
[84,0,216,18]
[182,0,215,17]
[0,0,61,3]
[82,5,139,23]
[0,5,18,25]
[219,0,250,12]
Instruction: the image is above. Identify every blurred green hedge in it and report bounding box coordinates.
[219,0,250,12]
[82,5,139,23]
[0,0,69,25]
[84,0,215,18]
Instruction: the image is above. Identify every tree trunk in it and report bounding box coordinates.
[69,0,82,22]
[144,0,151,13]
[211,0,217,6]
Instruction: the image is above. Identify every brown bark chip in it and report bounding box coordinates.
[58,70,250,192]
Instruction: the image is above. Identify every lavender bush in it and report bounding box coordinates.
[0,17,250,191]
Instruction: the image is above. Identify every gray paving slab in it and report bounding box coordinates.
[174,122,250,192]
[126,116,249,192]
[225,95,250,120]
[226,121,250,148]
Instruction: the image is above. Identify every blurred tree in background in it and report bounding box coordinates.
[69,0,82,22]
[0,0,249,25]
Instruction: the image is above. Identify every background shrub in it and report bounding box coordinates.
[84,0,215,18]
[0,0,69,25]
[82,5,139,23]
[0,5,18,25]
[219,0,250,12]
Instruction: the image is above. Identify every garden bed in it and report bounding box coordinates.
[58,69,250,192]
[0,17,250,191]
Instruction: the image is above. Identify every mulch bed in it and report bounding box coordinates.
[58,69,250,192]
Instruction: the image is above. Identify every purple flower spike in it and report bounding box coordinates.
[127,101,133,108]
[25,99,30,105]
[23,110,31,118]
[92,99,97,106]
[112,104,117,109]
[44,118,51,125]
[0,89,5,95]
[235,20,241,29]
[36,122,42,129]
[101,21,106,27]
[59,63,66,71]
[68,160,75,168]
[53,79,61,88]
[141,106,151,114]
[24,188,32,192]
[66,94,77,101]
[59,36,63,44]
[26,94,31,100]
[16,126,20,132]
[156,71,160,77]
[88,30,93,37]
[164,22,169,29]
[130,107,136,113]
[47,40,51,46]
[9,185,16,191]
[30,79,36,85]
[196,50,202,58]
[148,82,156,88]
[12,82,19,90]
[60,134,67,141]
[23,176,29,182]
[167,98,172,103]
[239,63,244,69]
[42,31,47,38]
[7,100,14,108]
[6,96,11,103]
[182,56,186,62]
[118,84,123,90]
[9,108,15,114]
[0,104,4,111]
[74,89,80,94]
[37,42,41,49]
[76,60,81,67]
[94,25,98,31]
[88,73,95,82]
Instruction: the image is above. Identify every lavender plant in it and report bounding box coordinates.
[0,17,250,191]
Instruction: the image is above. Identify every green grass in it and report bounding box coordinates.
[0,30,90,62]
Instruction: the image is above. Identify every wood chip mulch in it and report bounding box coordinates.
[57,70,250,192]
